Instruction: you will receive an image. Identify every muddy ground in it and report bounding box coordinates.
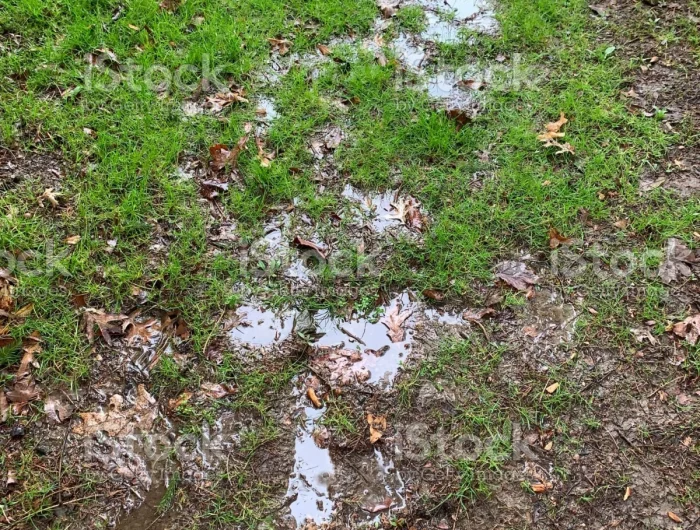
[1,0,699,529]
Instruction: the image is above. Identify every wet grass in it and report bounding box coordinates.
[1,0,699,526]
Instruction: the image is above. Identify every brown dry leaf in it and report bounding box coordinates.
[378,0,399,17]
[538,112,568,141]
[537,112,575,154]
[545,382,560,394]
[124,317,160,346]
[168,391,193,410]
[381,304,412,343]
[667,512,682,523]
[38,188,62,208]
[317,44,331,56]
[366,497,394,513]
[73,384,157,437]
[388,197,423,230]
[200,382,236,400]
[209,136,249,172]
[65,235,81,245]
[659,238,697,284]
[83,308,129,345]
[6,337,42,409]
[159,0,181,11]
[13,304,34,319]
[255,137,274,168]
[307,387,322,408]
[293,236,328,259]
[6,470,17,487]
[548,228,572,249]
[531,482,553,493]
[422,289,445,301]
[463,307,495,322]
[672,314,700,346]
[624,486,632,501]
[206,90,248,113]
[324,126,344,150]
[44,394,73,424]
[367,413,387,444]
[0,392,8,423]
[310,347,369,386]
[613,219,629,229]
[495,261,540,291]
[268,37,292,55]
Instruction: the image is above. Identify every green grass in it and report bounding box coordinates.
[1,0,699,526]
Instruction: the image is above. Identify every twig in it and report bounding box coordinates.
[202,310,227,358]
[646,375,683,399]
[339,326,366,346]
[57,420,71,506]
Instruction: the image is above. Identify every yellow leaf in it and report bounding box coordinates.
[545,382,560,394]
[668,512,682,523]
[623,486,631,501]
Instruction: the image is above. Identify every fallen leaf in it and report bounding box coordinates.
[44,394,73,424]
[206,90,248,113]
[0,392,8,422]
[495,261,540,291]
[672,314,700,346]
[613,219,629,229]
[293,236,328,259]
[307,387,322,408]
[367,413,386,444]
[65,235,81,245]
[317,44,331,56]
[38,188,62,208]
[124,316,160,346]
[538,112,575,154]
[624,486,631,500]
[381,304,412,342]
[83,308,129,345]
[422,289,445,301]
[268,37,292,55]
[463,307,495,321]
[5,337,42,410]
[659,238,697,284]
[366,497,394,513]
[255,137,274,168]
[159,0,181,11]
[378,0,399,18]
[324,126,344,150]
[387,197,423,230]
[545,382,560,394]
[310,346,369,386]
[668,512,682,523]
[200,382,236,399]
[544,441,553,451]
[6,470,17,487]
[549,228,572,249]
[73,384,157,437]
[13,304,34,319]
[209,136,249,172]
[168,391,193,410]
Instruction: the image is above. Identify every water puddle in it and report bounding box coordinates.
[424,307,464,325]
[311,292,415,386]
[392,33,427,69]
[228,305,297,347]
[286,376,405,527]
[114,482,170,530]
[423,12,461,44]
[522,289,578,346]
[342,184,403,233]
[287,380,335,526]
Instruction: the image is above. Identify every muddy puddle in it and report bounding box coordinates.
[342,184,403,233]
[114,481,173,530]
[228,304,298,347]
[522,289,578,346]
[286,377,405,528]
